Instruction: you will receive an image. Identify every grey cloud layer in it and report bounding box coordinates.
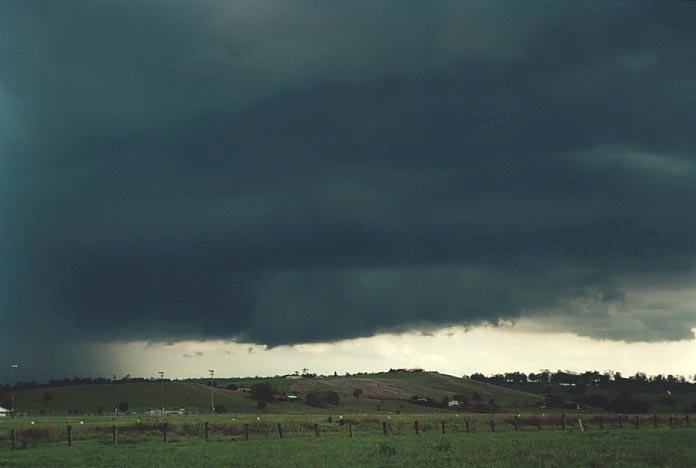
[1,1,696,372]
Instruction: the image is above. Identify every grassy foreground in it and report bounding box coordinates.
[1,429,694,467]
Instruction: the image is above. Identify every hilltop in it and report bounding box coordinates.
[8,371,542,416]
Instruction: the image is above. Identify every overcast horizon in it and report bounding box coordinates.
[2,1,696,382]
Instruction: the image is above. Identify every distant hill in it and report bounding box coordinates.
[10,372,542,415]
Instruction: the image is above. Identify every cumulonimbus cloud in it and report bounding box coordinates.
[1,1,696,375]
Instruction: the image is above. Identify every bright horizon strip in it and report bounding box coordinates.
[96,324,696,382]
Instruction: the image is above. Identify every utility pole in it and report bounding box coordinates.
[209,369,215,414]
[112,373,117,414]
[10,364,18,417]
[159,371,165,414]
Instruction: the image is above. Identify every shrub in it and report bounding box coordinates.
[256,401,267,410]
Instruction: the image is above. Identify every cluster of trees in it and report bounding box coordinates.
[306,390,340,407]
[469,370,696,394]
[0,375,160,393]
[409,393,500,412]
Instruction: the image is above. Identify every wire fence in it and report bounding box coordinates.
[0,413,692,450]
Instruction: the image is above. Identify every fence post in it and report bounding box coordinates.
[489,420,495,432]
[11,429,16,450]
[578,419,584,432]
[244,424,249,441]
[635,416,640,429]
[382,421,388,436]
[653,415,658,428]
[669,416,674,428]
[619,415,623,429]
[314,424,320,438]
[414,420,419,435]
[277,423,283,439]
[112,425,118,447]
[205,422,209,441]
[465,419,470,433]
[513,416,519,431]
[348,423,353,438]
[561,414,566,430]
[67,425,73,447]
[441,420,445,434]
[599,416,604,430]
[686,415,690,427]
[162,424,167,443]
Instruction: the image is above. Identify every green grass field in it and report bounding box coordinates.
[0,424,694,467]
[4,374,694,466]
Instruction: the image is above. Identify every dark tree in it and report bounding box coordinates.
[353,388,363,406]
[611,393,650,414]
[306,391,326,407]
[250,383,275,402]
[325,391,340,405]
[117,401,129,413]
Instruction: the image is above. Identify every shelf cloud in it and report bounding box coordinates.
[1,1,695,376]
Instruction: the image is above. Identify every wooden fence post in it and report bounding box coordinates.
[204,422,209,441]
[382,421,388,436]
[441,420,445,434]
[67,425,73,447]
[465,419,470,433]
[348,423,353,438]
[10,429,16,450]
[619,415,623,429]
[599,416,604,430]
[578,419,584,432]
[561,414,566,430]
[489,420,495,432]
[314,424,320,438]
[277,423,283,439]
[244,424,249,441]
[635,416,640,429]
[112,425,118,447]
[669,416,674,428]
[162,424,167,443]
[685,415,690,427]
[414,420,419,435]
[513,416,519,431]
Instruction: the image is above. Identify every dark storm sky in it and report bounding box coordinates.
[1,1,696,374]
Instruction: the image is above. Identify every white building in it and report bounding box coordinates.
[448,400,464,408]
[0,406,9,417]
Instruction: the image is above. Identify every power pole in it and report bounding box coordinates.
[209,369,215,414]
[10,365,18,417]
[159,371,165,414]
